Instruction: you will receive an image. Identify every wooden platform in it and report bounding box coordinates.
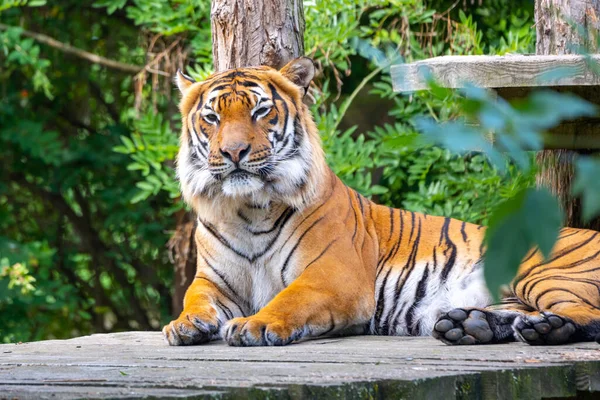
[2,332,600,399]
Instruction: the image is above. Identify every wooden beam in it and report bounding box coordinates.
[542,120,600,149]
[391,54,600,92]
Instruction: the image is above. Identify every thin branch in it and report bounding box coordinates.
[137,37,182,79]
[0,23,167,75]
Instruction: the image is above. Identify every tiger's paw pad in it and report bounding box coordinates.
[162,310,219,346]
[223,316,304,347]
[433,309,494,345]
[513,313,576,345]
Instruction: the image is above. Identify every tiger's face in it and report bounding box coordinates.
[176,58,321,205]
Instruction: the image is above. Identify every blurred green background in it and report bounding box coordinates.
[0,0,540,342]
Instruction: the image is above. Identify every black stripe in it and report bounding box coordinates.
[269,113,279,125]
[215,298,234,320]
[374,266,394,333]
[405,263,429,335]
[197,250,244,307]
[408,212,416,243]
[522,249,600,300]
[236,80,261,88]
[193,276,246,317]
[292,117,303,148]
[377,209,404,275]
[245,207,295,235]
[460,221,467,242]
[237,210,252,224]
[346,188,358,243]
[195,91,205,112]
[521,248,539,264]
[246,202,271,209]
[210,70,251,83]
[534,276,600,297]
[558,230,580,240]
[249,210,298,261]
[388,208,395,242]
[269,83,288,143]
[200,219,251,261]
[209,84,231,92]
[280,217,325,286]
[385,217,422,334]
[440,218,457,282]
[302,239,338,273]
[514,232,599,287]
[278,181,336,248]
[280,135,291,151]
[356,192,365,216]
[535,287,600,310]
[544,299,579,309]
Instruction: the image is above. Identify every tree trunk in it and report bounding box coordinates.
[170,0,306,317]
[168,209,197,317]
[535,0,600,231]
[211,0,305,71]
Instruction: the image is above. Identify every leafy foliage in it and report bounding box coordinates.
[5,0,596,341]
[413,71,600,300]
[1,1,174,342]
[484,188,563,297]
[113,111,181,203]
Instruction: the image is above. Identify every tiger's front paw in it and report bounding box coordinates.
[433,308,495,345]
[223,315,304,346]
[162,307,220,346]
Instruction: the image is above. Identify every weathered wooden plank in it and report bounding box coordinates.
[2,332,600,399]
[391,54,600,92]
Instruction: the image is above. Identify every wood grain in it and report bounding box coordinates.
[391,54,600,92]
[2,332,600,399]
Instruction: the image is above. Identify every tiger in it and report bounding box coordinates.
[163,57,600,347]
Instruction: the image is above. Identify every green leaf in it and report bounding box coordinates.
[514,91,597,130]
[119,136,135,153]
[27,0,47,7]
[130,190,151,204]
[136,181,155,191]
[484,188,562,299]
[112,145,129,154]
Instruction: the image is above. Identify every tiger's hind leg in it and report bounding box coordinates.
[433,301,538,345]
[513,304,600,345]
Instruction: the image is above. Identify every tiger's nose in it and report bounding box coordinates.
[220,143,251,163]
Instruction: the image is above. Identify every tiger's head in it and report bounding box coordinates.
[176,58,326,212]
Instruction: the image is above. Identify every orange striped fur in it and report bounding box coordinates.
[163,58,600,346]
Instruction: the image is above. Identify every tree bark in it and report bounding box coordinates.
[535,0,600,231]
[169,210,198,317]
[170,0,306,316]
[211,0,305,71]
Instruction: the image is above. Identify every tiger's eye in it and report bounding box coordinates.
[204,114,219,124]
[253,107,272,120]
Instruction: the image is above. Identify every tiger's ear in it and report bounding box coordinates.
[175,69,196,94]
[280,57,315,91]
